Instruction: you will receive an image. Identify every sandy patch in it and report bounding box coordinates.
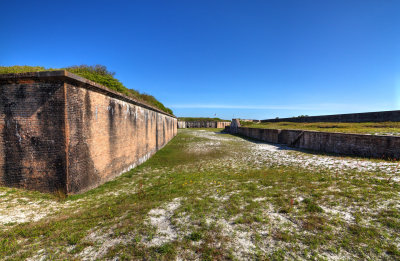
[145,198,181,246]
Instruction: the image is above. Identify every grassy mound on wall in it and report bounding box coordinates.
[0,65,173,115]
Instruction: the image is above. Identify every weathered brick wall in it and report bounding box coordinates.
[65,83,177,193]
[0,71,177,194]
[0,79,67,192]
[216,122,231,128]
[261,110,400,123]
[226,126,400,159]
[178,121,230,128]
[177,121,186,128]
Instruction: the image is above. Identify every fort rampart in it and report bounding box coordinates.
[0,71,177,194]
[226,126,400,159]
[177,121,230,128]
[261,110,400,123]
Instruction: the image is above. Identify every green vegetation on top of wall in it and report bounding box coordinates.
[240,121,400,135]
[0,65,173,115]
[178,117,228,122]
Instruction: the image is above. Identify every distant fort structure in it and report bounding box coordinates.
[177,121,230,129]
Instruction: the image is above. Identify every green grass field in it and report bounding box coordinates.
[241,121,400,136]
[0,129,399,260]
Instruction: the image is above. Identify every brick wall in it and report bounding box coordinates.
[65,82,177,194]
[261,110,400,123]
[0,71,177,194]
[225,126,400,159]
[177,121,230,128]
[0,79,67,192]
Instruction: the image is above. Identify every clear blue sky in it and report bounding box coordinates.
[1,0,399,120]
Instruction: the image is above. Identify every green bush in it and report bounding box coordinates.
[0,65,173,115]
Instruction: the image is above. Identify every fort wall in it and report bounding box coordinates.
[0,71,177,194]
[261,110,400,123]
[225,126,400,159]
[177,121,230,128]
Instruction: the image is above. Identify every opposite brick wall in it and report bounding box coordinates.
[0,71,177,194]
[226,126,400,159]
[261,110,400,123]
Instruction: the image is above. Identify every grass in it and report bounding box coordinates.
[240,121,400,135]
[0,65,173,115]
[0,129,399,260]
